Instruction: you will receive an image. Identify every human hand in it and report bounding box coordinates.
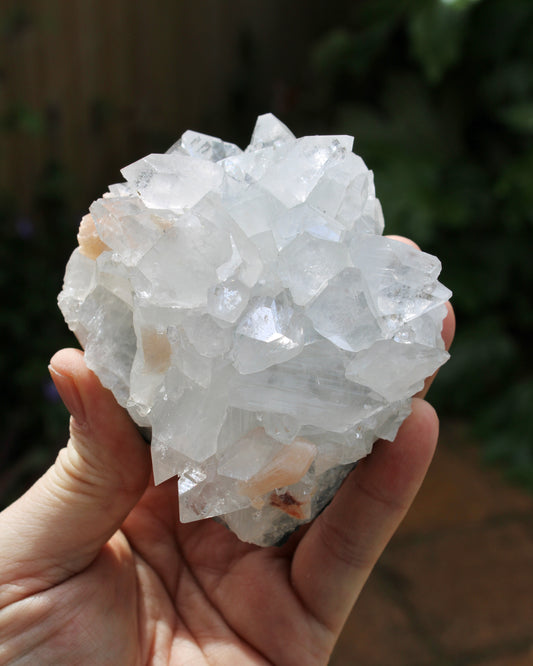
[0,307,454,665]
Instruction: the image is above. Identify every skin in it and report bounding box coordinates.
[0,242,455,665]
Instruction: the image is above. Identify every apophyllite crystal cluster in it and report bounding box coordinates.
[59,114,451,546]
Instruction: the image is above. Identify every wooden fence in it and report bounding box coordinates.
[0,0,320,216]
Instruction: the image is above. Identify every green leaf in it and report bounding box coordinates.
[408,1,469,83]
[498,103,533,133]
[439,0,482,8]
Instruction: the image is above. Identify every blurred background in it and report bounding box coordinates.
[1,0,532,662]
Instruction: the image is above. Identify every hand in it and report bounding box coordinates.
[0,307,454,665]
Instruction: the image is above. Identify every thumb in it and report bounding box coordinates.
[0,348,151,604]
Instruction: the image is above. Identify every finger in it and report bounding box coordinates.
[386,234,420,250]
[440,301,456,352]
[291,398,438,633]
[0,348,151,606]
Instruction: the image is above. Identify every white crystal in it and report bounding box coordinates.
[228,340,387,432]
[183,314,233,358]
[89,196,170,266]
[178,458,250,522]
[170,129,242,162]
[260,135,354,207]
[58,115,451,547]
[271,203,345,249]
[231,292,304,374]
[248,113,296,150]
[307,152,370,225]
[350,235,452,332]
[76,286,137,407]
[306,267,382,352]
[134,208,233,309]
[278,232,352,305]
[345,340,449,402]
[57,249,97,332]
[121,153,224,211]
[207,280,250,323]
[227,186,286,237]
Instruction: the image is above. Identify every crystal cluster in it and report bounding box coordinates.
[59,114,451,546]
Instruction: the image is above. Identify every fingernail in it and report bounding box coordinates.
[48,365,87,426]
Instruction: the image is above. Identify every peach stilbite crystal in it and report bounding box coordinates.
[77,214,109,260]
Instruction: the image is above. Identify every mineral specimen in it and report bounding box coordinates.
[58,114,451,546]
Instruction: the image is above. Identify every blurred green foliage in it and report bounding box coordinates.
[309,0,533,487]
[0,155,75,505]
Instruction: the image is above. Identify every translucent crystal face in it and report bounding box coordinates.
[58,114,451,546]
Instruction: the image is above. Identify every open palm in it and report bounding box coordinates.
[0,299,453,666]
